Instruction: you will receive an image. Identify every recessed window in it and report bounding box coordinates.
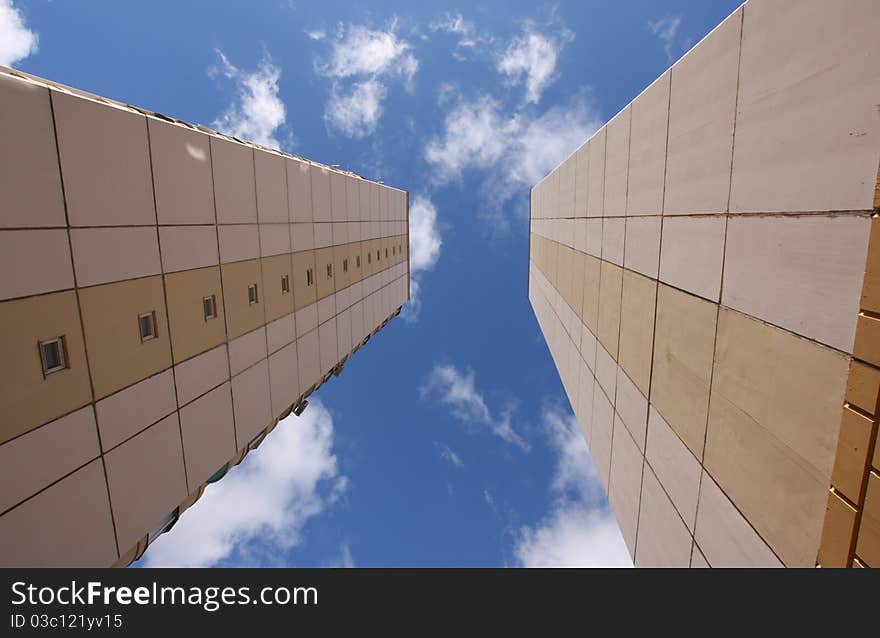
[356,255,361,268]
[138,312,157,343]
[148,509,179,544]
[248,284,259,305]
[343,258,349,273]
[367,253,371,264]
[306,268,313,286]
[247,431,267,451]
[281,274,290,295]
[385,248,389,258]
[203,295,216,321]
[377,250,381,261]
[392,246,396,255]
[326,263,333,279]
[39,337,67,377]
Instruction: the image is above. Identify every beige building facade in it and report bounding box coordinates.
[0,67,410,567]
[528,0,880,567]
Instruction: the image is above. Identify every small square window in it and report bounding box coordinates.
[343,258,348,273]
[138,312,157,343]
[203,295,217,321]
[248,284,259,305]
[306,268,313,286]
[39,337,67,377]
[281,274,290,295]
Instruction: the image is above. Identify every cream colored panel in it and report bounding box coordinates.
[626,73,669,216]
[104,413,187,553]
[663,8,741,214]
[148,119,215,225]
[0,406,99,515]
[722,214,869,353]
[53,92,155,226]
[0,229,74,301]
[730,0,880,213]
[0,459,117,567]
[0,75,65,228]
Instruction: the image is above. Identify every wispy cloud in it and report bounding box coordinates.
[305,29,326,41]
[0,0,38,68]
[323,542,356,568]
[421,364,528,450]
[649,15,683,63]
[211,50,287,150]
[512,405,631,567]
[435,442,464,468]
[497,23,572,104]
[402,194,442,323]
[141,399,347,567]
[315,21,419,138]
[429,12,493,60]
[424,92,601,229]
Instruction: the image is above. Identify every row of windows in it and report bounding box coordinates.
[36,243,405,378]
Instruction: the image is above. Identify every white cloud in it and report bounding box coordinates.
[401,195,442,323]
[649,15,683,63]
[305,29,326,41]
[425,95,514,184]
[435,442,464,468]
[512,405,632,567]
[324,80,386,139]
[505,100,600,189]
[408,195,442,272]
[141,399,347,567]
[424,93,601,223]
[318,23,418,81]
[430,12,474,40]
[498,24,572,104]
[0,0,38,67]
[315,22,419,138]
[212,50,287,150]
[514,506,632,568]
[429,12,492,59]
[421,364,528,450]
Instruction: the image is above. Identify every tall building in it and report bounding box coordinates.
[0,67,410,567]
[528,0,880,567]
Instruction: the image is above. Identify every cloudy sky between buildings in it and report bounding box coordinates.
[2,0,742,567]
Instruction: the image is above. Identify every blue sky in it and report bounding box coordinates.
[3,0,742,567]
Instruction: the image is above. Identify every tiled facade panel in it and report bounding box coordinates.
[662,7,740,216]
[0,290,93,443]
[148,119,215,225]
[0,75,66,229]
[179,382,237,492]
[528,0,880,567]
[0,460,118,568]
[0,67,410,566]
[104,413,188,554]
[52,91,156,227]
[729,0,880,214]
[0,406,99,515]
[0,229,74,300]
